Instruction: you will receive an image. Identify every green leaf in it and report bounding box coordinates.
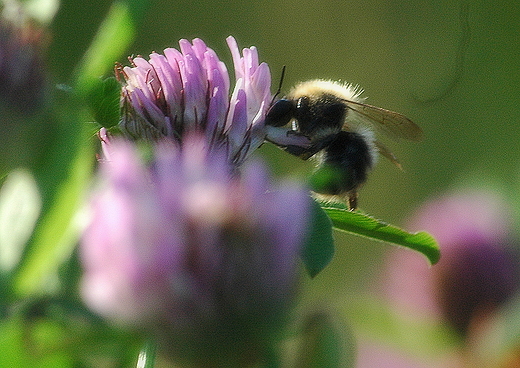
[86,77,121,128]
[0,298,143,367]
[0,317,24,367]
[0,315,73,368]
[309,165,347,196]
[74,0,149,95]
[302,200,335,278]
[320,202,440,265]
[13,126,94,297]
[137,340,157,368]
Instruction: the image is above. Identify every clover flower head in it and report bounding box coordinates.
[386,189,519,338]
[118,36,271,167]
[81,134,310,365]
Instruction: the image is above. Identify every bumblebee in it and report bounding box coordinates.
[265,79,422,209]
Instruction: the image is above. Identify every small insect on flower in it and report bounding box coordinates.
[265,78,423,210]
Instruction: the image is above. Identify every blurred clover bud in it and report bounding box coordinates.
[117,36,275,167]
[81,133,310,366]
[407,190,519,338]
[0,1,46,113]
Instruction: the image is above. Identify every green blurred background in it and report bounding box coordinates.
[46,0,520,295]
[0,0,515,365]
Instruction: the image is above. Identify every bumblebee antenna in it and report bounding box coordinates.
[270,65,286,106]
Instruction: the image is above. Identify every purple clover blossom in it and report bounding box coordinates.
[408,190,519,338]
[357,190,519,368]
[118,36,272,166]
[81,134,310,365]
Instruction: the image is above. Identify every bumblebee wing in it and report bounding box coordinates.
[375,140,403,170]
[344,99,423,142]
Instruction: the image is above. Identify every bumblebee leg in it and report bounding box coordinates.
[347,191,358,211]
[284,144,321,159]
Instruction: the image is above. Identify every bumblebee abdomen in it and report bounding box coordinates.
[312,131,375,195]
